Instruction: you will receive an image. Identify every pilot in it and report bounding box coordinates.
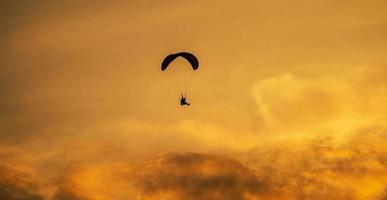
[180,94,190,106]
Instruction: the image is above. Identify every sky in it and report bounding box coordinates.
[1,0,387,199]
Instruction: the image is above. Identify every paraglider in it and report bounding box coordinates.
[161,52,199,106]
[161,52,199,71]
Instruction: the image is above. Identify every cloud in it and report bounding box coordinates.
[133,152,266,200]
[52,188,89,200]
[244,126,387,200]
[0,165,44,200]
[51,167,91,200]
[252,73,343,133]
[130,130,387,200]
[251,66,387,139]
[1,130,387,200]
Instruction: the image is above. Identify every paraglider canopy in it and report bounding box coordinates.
[161,52,199,71]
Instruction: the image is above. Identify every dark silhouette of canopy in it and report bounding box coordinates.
[161,52,199,71]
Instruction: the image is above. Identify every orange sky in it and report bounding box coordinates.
[1,1,387,199]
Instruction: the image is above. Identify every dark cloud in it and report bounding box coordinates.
[52,189,89,200]
[0,165,44,200]
[379,189,387,200]
[134,153,267,200]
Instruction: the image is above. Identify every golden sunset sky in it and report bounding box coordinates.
[1,1,387,199]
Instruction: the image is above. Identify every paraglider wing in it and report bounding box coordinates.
[161,53,180,71]
[178,52,199,70]
[161,52,199,71]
